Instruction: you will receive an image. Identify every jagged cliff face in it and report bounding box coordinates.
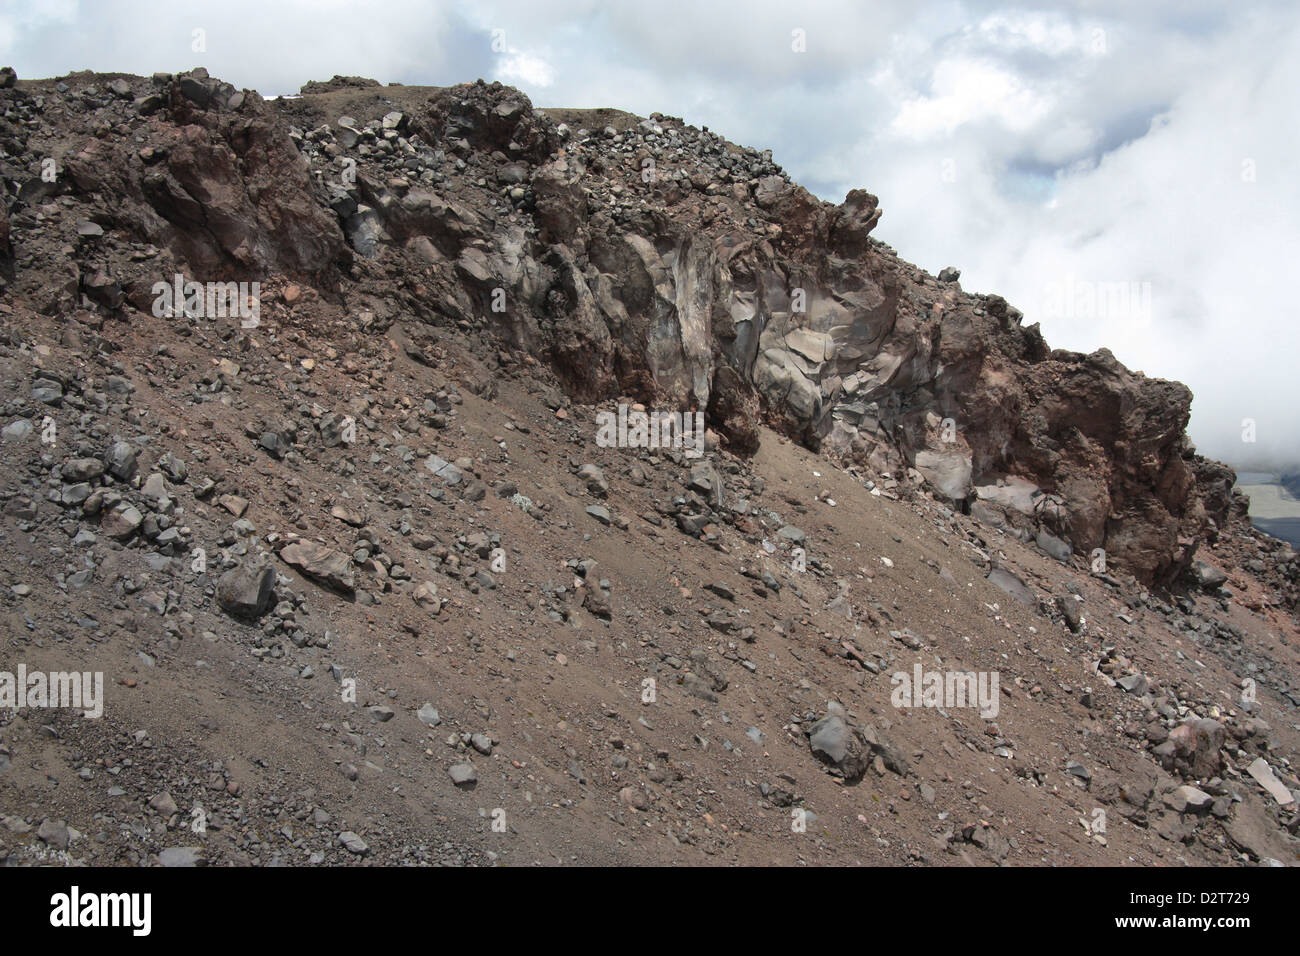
[0,69,1229,586]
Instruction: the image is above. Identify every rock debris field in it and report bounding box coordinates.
[0,67,1296,866]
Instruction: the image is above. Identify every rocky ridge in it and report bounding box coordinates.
[0,67,1296,867]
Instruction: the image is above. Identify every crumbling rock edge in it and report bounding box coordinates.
[0,66,1280,591]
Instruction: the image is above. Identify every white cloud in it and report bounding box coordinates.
[495,50,554,87]
[892,57,1053,138]
[971,10,1105,57]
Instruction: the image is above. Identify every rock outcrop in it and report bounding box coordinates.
[0,67,1296,871]
[0,68,1240,586]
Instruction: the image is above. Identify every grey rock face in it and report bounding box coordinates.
[217,562,277,618]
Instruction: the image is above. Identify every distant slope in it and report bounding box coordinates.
[1235,472,1300,547]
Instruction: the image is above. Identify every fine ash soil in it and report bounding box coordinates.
[0,299,1296,867]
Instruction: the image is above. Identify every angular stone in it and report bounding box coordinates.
[1191,560,1228,590]
[1056,595,1082,632]
[807,713,879,783]
[1036,529,1072,563]
[157,847,203,867]
[578,463,608,496]
[1117,673,1149,696]
[914,449,972,501]
[582,585,612,619]
[101,502,143,540]
[986,565,1034,606]
[37,818,69,850]
[61,482,92,506]
[424,454,464,484]
[2,420,33,442]
[63,458,105,482]
[218,494,249,518]
[448,762,477,787]
[1245,757,1294,806]
[1167,718,1225,778]
[148,791,178,816]
[1165,785,1213,814]
[337,831,369,855]
[777,525,805,545]
[279,541,356,594]
[142,472,168,503]
[216,562,277,618]
[412,581,440,613]
[105,441,138,480]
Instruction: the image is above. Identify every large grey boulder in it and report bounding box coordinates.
[914,449,972,502]
[1191,560,1228,590]
[216,562,277,618]
[808,711,909,783]
[987,565,1035,606]
[104,441,138,480]
[1036,529,1072,563]
[809,713,869,782]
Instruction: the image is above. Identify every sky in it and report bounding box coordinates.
[3,0,1298,470]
